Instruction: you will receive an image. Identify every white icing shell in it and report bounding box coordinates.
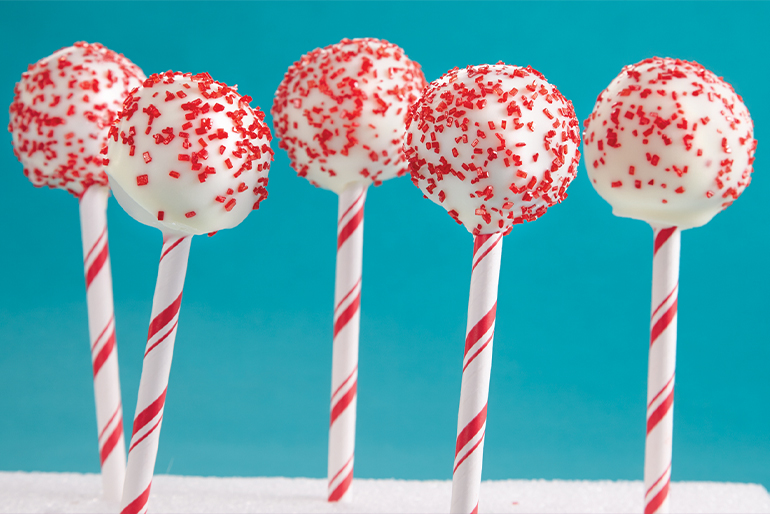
[405,64,581,235]
[9,42,145,197]
[272,38,426,194]
[105,72,272,236]
[583,57,756,230]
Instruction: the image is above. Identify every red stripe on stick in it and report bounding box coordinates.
[92,328,116,377]
[330,380,357,426]
[147,293,183,341]
[651,284,678,319]
[455,404,488,457]
[473,233,495,254]
[648,373,675,409]
[129,414,163,453]
[472,234,501,271]
[333,291,360,338]
[338,190,366,225]
[335,278,361,313]
[646,463,671,497]
[644,477,670,514]
[91,315,114,351]
[454,429,486,473]
[465,304,496,356]
[328,468,354,502]
[83,227,107,264]
[653,227,677,255]
[471,502,479,514]
[329,454,354,487]
[85,244,110,290]
[650,299,677,346]
[144,321,179,358]
[98,403,122,441]
[646,388,674,435]
[337,206,364,250]
[160,237,185,262]
[99,418,123,465]
[120,483,152,514]
[331,365,358,401]
[463,333,493,372]
[132,388,167,437]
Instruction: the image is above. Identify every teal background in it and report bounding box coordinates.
[0,1,767,489]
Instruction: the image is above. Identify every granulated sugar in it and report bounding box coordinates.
[0,472,768,513]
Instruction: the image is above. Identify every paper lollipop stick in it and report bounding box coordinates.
[583,57,756,514]
[79,184,126,500]
[644,226,680,514]
[452,233,502,514]
[272,38,426,501]
[406,63,581,513]
[9,42,145,500]
[328,183,367,500]
[104,71,272,514]
[121,235,191,514]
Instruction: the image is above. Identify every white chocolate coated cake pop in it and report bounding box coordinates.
[104,71,272,236]
[405,63,581,235]
[272,38,426,194]
[8,42,145,197]
[583,57,757,229]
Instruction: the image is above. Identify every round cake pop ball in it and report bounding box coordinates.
[8,42,145,197]
[104,71,272,236]
[405,63,581,235]
[272,38,426,194]
[583,57,757,230]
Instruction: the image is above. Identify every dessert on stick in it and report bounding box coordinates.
[405,63,581,513]
[583,57,757,514]
[272,38,426,502]
[103,71,272,514]
[8,41,145,501]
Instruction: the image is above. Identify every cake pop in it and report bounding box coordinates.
[104,71,272,514]
[8,41,145,501]
[583,57,756,514]
[405,63,580,514]
[272,37,426,502]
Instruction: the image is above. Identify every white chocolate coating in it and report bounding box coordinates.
[405,64,581,235]
[9,42,145,197]
[105,72,272,236]
[272,38,426,194]
[583,57,757,230]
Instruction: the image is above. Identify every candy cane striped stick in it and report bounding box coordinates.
[327,183,367,502]
[644,226,680,514]
[120,235,191,514]
[79,185,126,501]
[451,232,503,514]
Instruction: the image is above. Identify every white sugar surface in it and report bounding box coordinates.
[0,472,768,513]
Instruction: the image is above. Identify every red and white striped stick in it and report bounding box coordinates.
[120,235,191,514]
[450,232,503,514]
[644,226,680,514]
[327,182,367,502]
[79,185,126,501]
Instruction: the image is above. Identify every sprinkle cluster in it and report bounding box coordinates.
[583,57,757,229]
[104,71,272,236]
[272,38,426,194]
[405,64,581,235]
[8,42,145,197]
